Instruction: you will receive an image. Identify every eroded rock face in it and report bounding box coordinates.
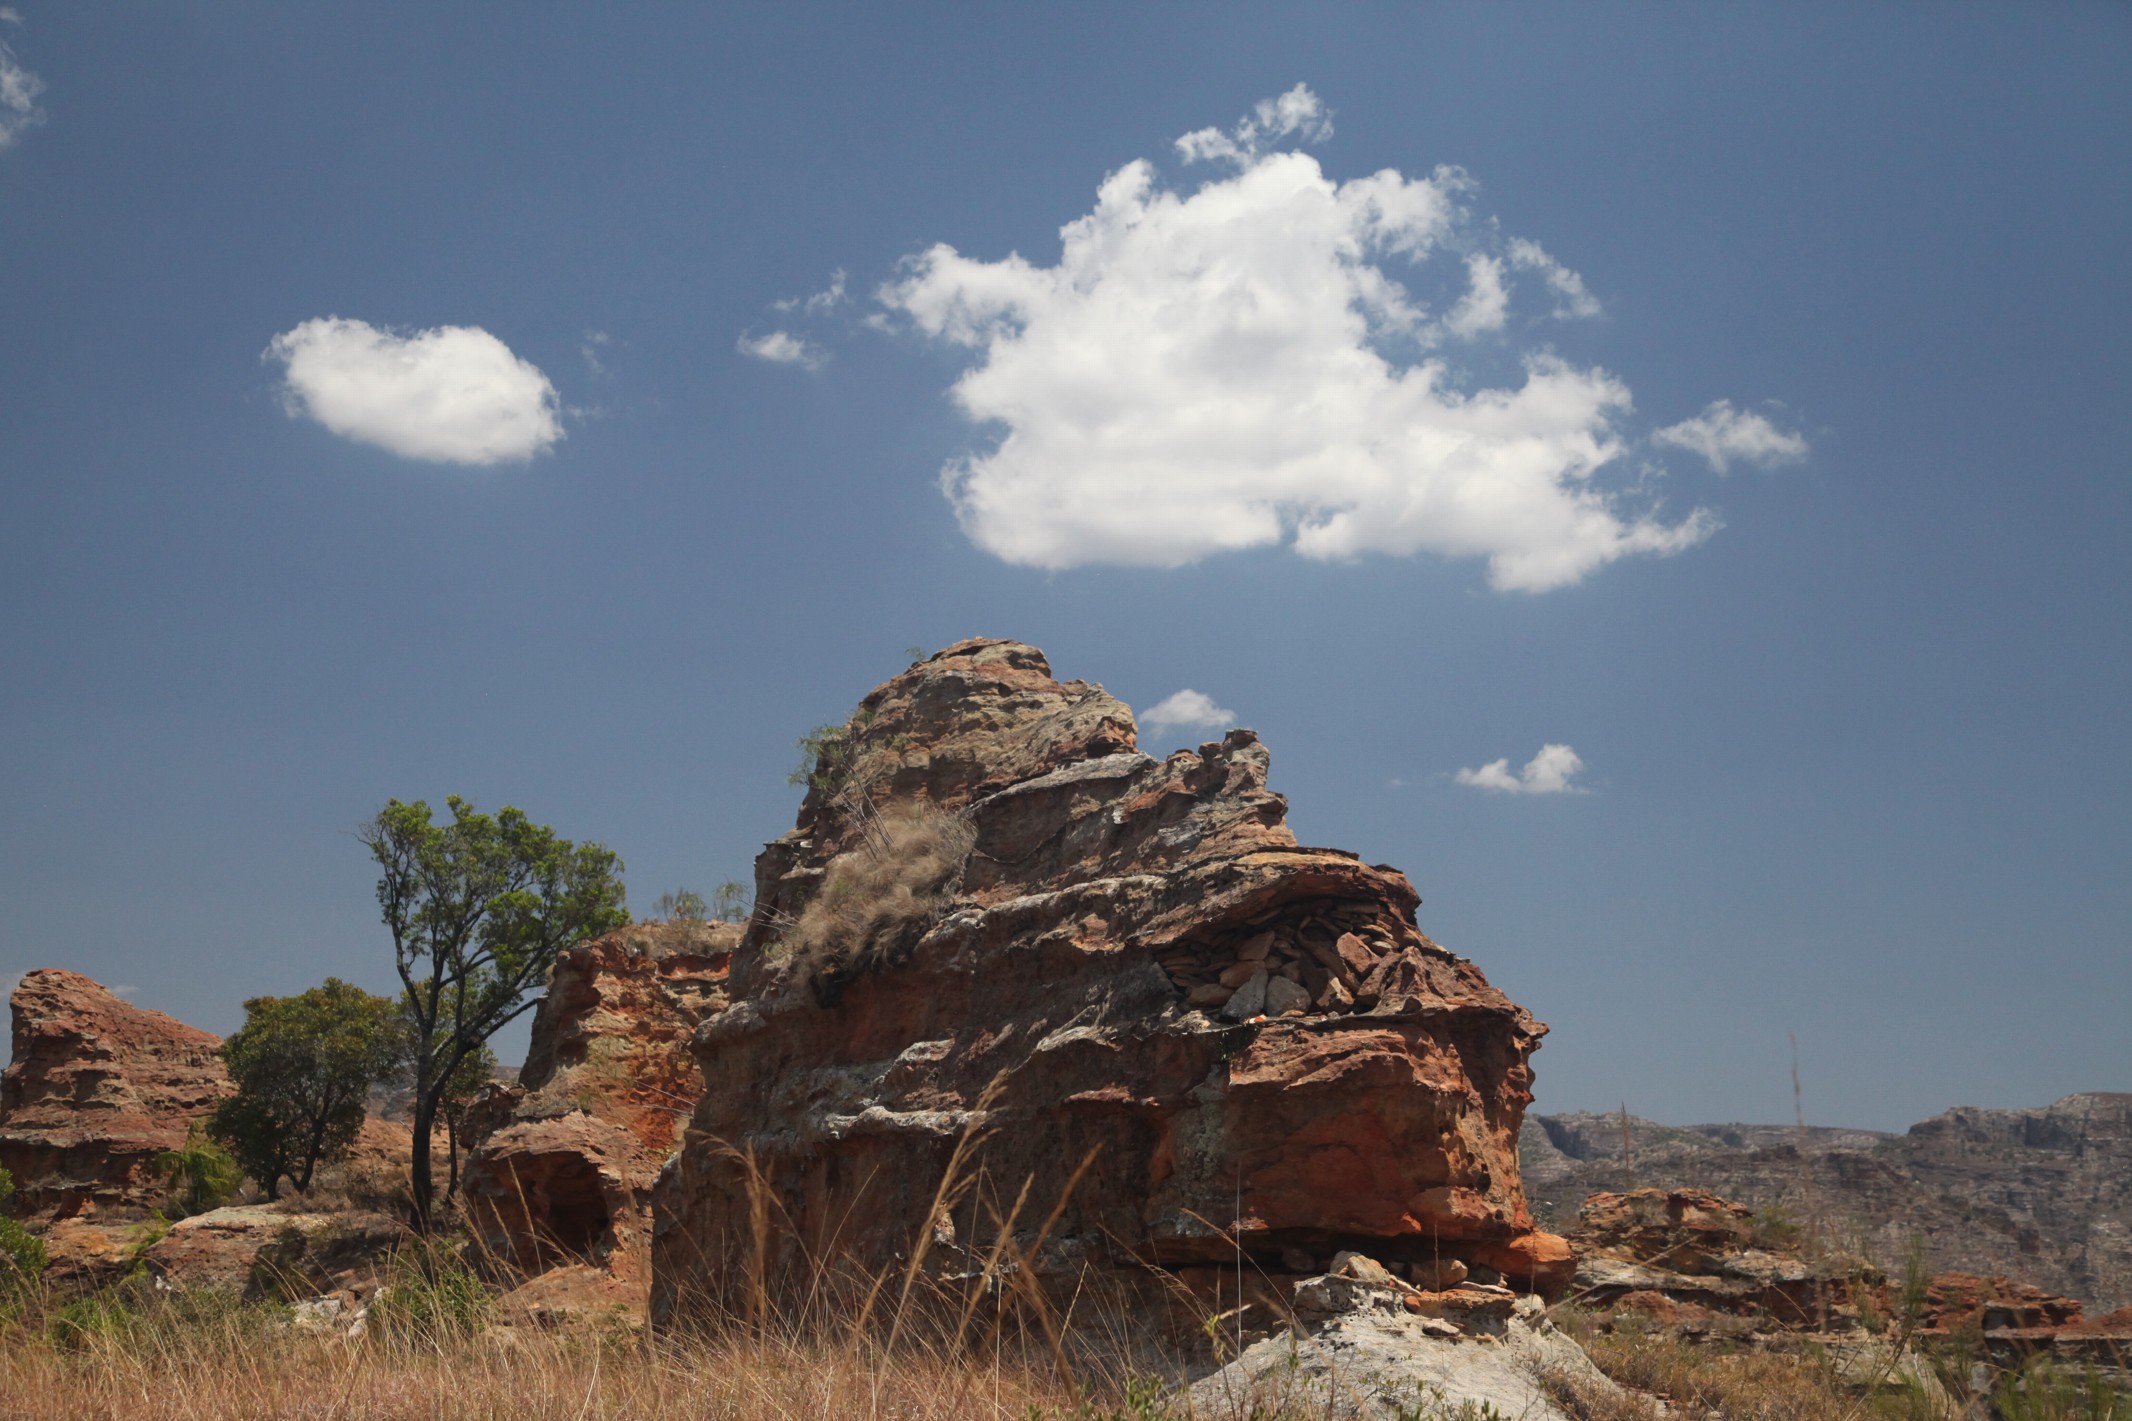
[653,639,1564,1325]
[462,920,738,1320]
[0,970,231,1219]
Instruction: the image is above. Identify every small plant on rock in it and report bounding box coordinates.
[154,1123,242,1219]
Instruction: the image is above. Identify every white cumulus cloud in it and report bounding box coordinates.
[1141,688,1238,734]
[878,85,1740,592]
[0,13,46,151]
[1456,743,1587,795]
[264,318,564,465]
[737,329,827,370]
[1654,400,1809,473]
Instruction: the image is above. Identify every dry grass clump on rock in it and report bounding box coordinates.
[784,803,976,982]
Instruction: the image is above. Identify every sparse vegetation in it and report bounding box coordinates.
[0,1168,46,1300]
[711,879,751,921]
[651,888,707,920]
[782,803,975,987]
[790,719,861,794]
[153,1123,243,1219]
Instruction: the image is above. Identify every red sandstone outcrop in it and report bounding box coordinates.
[652,639,1567,1326]
[0,970,232,1219]
[462,920,738,1321]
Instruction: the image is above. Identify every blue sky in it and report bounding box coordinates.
[1,5,2126,1130]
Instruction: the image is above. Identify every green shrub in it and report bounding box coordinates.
[368,1239,491,1342]
[155,1123,242,1218]
[0,1167,47,1297]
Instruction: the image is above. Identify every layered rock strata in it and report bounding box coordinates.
[462,919,738,1321]
[0,970,232,1219]
[653,639,1566,1327]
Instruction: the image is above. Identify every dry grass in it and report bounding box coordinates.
[0,1307,1089,1421]
[783,804,975,984]
[1551,1307,2130,1421]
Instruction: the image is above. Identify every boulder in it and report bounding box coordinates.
[0,970,232,1219]
[1189,1265,1620,1421]
[462,919,738,1321]
[653,639,1565,1326]
[142,1204,403,1297]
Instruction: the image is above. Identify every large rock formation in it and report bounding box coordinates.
[1522,1093,2132,1310]
[653,639,1566,1327]
[0,970,231,1219]
[462,919,738,1322]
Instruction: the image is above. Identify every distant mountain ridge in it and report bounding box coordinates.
[1521,1092,2132,1309]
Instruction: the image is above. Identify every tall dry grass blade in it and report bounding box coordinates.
[862,1070,1006,1352]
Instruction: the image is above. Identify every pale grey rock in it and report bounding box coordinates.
[1186,1308,1620,1421]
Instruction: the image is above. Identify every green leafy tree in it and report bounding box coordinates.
[360,795,628,1228]
[210,978,407,1200]
[154,1123,242,1218]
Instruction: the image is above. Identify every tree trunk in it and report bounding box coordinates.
[409,1092,437,1231]
[445,1111,461,1201]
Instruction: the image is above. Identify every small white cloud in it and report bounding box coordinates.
[581,329,612,377]
[1444,252,1509,338]
[264,317,564,465]
[774,269,848,316]
[1456,743,1587,795]
[737,329,826,370]
[1141,688,1238,734]
[110,983,138,999]
[0,13,46,151]
[1654,400,1809,473]
[1507,238,1602,320]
